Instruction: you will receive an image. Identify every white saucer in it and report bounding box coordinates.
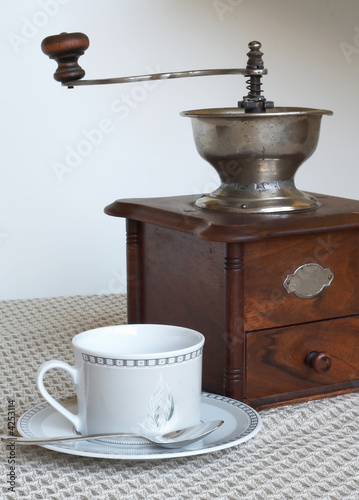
[17,392,261,460]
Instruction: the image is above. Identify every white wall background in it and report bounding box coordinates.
[1,0,358,300]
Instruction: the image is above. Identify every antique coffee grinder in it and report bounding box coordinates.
[42,33,359,409]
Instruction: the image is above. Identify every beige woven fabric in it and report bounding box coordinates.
[1,294,359,499]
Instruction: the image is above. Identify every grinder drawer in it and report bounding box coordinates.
[244,229,359,330]
[246,316,359,399]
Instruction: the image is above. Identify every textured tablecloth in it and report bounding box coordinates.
[1,294,359,499]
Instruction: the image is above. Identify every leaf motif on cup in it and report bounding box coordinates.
[163,392,175,423]
[140,374,175,434]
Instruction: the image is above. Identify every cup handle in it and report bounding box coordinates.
[36,360,81,432]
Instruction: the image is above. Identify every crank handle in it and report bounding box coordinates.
[41,32,268,88]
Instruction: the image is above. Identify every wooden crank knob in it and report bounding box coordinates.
[306,351,332,374]
[41,32,89,83]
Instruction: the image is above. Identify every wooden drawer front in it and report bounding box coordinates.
[244,229,359,330]
[246,316,359,398]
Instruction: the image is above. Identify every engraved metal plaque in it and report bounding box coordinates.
[283,263,334,299]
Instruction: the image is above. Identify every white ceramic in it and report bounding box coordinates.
[17,393,262,460]
[36,324,204,436]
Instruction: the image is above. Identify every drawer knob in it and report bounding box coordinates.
[306,351,332,373]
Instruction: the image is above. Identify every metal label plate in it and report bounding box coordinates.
[283,263,334,299]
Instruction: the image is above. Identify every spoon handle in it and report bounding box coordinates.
[1,419,223,447]
[0,433,152,445]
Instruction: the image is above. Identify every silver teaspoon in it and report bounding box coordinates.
[1,420,223,448]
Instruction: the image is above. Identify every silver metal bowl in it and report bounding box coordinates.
[181,107,333,213]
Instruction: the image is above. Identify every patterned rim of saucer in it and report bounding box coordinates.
[17,392,262,460]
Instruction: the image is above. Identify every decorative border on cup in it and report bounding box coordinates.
[82,346,203,367]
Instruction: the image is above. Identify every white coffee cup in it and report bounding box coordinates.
[36,324,204,436]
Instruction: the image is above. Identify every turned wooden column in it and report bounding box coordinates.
[224,243,245,400]
[126,219,142,323]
